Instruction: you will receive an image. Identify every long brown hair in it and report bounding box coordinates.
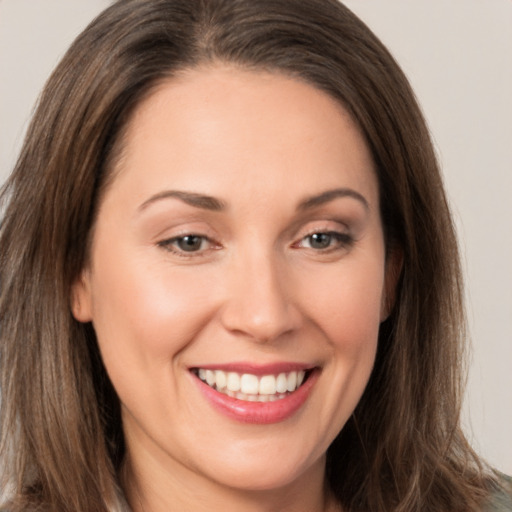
[0,1,496,510]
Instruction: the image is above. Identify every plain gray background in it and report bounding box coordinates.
[1,0,511,473]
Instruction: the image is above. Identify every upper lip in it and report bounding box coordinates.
[189,362,317,375]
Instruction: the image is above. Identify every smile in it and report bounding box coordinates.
[190,364,318,423]
[193,369,307,402]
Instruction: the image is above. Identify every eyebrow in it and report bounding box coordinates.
[138,190,226,212]
[298,188,369,211]
[138,187,369,214]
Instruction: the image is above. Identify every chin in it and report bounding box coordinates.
[193,441,327,494]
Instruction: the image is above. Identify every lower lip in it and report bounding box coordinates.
[193,370,318,424]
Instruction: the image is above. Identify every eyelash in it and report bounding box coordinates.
[157,234,218,257]
[294,231,354,252]
[157,229,353,258]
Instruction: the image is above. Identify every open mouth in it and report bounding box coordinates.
[191,368,313,402]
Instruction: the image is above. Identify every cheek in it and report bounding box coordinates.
[302,255,385,351]
[87,250,217,382]
[322,283,381,387]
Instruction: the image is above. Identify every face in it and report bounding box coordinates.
[73,66,395,499]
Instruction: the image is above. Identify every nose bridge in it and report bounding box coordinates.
[220,244,299,343]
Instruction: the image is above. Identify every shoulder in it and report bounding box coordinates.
[482,474,512,512]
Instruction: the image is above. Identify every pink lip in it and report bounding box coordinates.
[191,368,319,424]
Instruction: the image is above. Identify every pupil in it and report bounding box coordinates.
[178,235,202,251]
[310,233,331,249]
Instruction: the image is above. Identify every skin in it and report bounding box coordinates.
[72,65,398,512]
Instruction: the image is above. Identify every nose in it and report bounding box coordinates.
[219,250,302,343]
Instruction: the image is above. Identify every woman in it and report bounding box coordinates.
[0,0,510,510]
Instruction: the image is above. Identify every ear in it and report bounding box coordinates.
[380,246,403,322]
[70,270,93,323]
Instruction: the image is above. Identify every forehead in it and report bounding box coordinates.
[108,64,377,210]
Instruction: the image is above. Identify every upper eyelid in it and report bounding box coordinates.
[290,220,351,239]
[154,223,218,242]
[299,224,349,236]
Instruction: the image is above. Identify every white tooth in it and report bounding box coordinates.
[287,371,297,392]
[226,390,235,398]
[227,372,241,392]
[215,370,227,390]
[198,369,206,381]
[297,370,306,386]
[276,373,288,393]
[257,395,269,402]
[259,375,277,395]
[240,374,259,395]
[246,394,258,402]
[268,395,278,402]
[206,370,215,386]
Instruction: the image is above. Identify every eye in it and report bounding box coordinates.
[297,231,353,251]
[158,234,213,254]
